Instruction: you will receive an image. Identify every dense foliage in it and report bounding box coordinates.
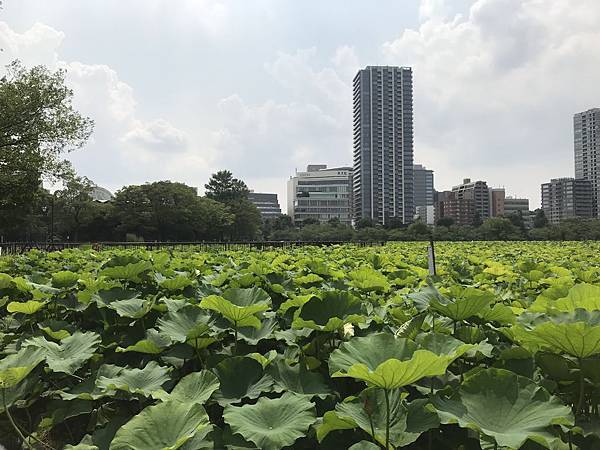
[1,242,599,449]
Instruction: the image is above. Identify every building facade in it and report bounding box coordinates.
[434,190,476,226]
[452,178,490,222]
[541,178,594,224]
[287,165,353,225]
[503,197,530,217]
[413,164,434,210]
[352,66,414,225]
[574,108,600,216]
[489,188,505,217]
[247,192,282,219]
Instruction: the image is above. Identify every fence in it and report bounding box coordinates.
[0,240,387,256]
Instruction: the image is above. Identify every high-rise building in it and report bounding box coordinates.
[452,178,490,222]
[541,178,594,224]
[247,192,282,219]
[504,197,530,217]
[489,188,505,217]
[287,165,353,225]
[413,164,434,210]
[434,190,476,226]
[352,66,414,225]
[574,108,600,216]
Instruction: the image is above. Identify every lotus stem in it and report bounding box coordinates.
[2,389,34,450]
[577,358,585,415]
[384,389,391,450]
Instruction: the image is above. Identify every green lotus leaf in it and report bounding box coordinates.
[200,287,270,329]
[0,346,45,389]
[554,283,600,312]
[268,359,332,398]
[511,309,600,358]
[294,273,324,285]
[94,288,153,318]
[110,401,211,450]
[116,329,171,354]
[318,389,438,448]
[22,331,100,375]
[159,275,193,291]
[100,260,153,283]
[223,392,316,450]
[0,375,38,413]
[213,356,273,405]
[157,306,213,343]
[292,291,365,331]
[97,361,170,397]
[59,364,121,400]
[477,303,516,324]
[348,266,390,292]
[7,300,46,314]
[236,317,278,344]
[432,368,573,449]
[278,294,316,314]
[348,441,381,450]
[38,320,74,340]
[416,332,475,358]
[430,288,494,321]
[154,370,219,404]
[52,270,80,288]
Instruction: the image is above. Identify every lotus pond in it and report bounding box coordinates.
[1,241,600,449]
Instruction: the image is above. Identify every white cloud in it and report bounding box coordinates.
[123,119,188,152]
[383,0,600,205]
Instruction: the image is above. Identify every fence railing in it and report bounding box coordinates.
[0,240,387,256]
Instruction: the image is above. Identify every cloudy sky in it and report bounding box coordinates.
[2,0,599,208]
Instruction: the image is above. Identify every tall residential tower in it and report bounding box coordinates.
[574,108,600,216]
[352,66,414,225]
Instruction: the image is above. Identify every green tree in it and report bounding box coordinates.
[533,208,549,228]
[436,216,454,227]
[227,198,262,240]
[0,61,93,233]
[204,170,249,203]
[478,217,524,240]
[53,174,95,241]
[355,218,375,229]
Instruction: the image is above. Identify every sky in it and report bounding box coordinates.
[1,0,600,209]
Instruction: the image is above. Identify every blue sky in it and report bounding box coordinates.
[2,0,600,208]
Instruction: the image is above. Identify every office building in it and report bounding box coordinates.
[415,205,435,225]
[352,66,414,225]
[574,108,600,216]
[287,165,353,225]
[489,188,505,217]
[541,178,594,224]
[414,164,434,210]
[434,190,476,226]
[452,178,490,222]
[504,197,530,217]
[248,192,282,219]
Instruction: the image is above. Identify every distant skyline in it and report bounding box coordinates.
[2,0,600,208]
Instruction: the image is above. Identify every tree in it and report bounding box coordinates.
[226,198,262,240]
[204,170,249,203]
[407,220,430,238]
[355,218,375,229]
[53,174,95,241]
[436,216,454,227]
[298,217,319,227]
[533,209,549,228]
[478,217,523,240]
[0,61,94,232]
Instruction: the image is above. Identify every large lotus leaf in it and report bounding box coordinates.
[292,291,365,331]
[7,300,46,314]
[318,389,438,448]
[154,370,219,404]
[38,319,75,340]
[52,270,80,288]
[268,359,332,398]
[430,288,494,321]
[110,401,211,450]
[116,329,171,354]
[333,349,454,389]
[97,361,170,397]
[94,288,153,318]
[477,303,516,325]
[59,365,121,400]
[213,356,273,405]
[100,260,153,283]
[23,331,101,375]
[348,442,380,450]
[0,346,45,389]
[432,368,573,449]
[0,375,38,413]
[417,333,475,359]
[348,266,390,292]
[237,317,278,344]
[159,275,193,291]
[511,309,600,358]
[329,333,418,375]
[223,393,316,450]
[554,284,600,312]
[157,306,213,343]
[200,287,270,329]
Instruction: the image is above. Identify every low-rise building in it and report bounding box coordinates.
[434,190,476,226]
[287,165,353,225]
[247,192,282,219]
[541,178,594,224]
[504,197,530,217]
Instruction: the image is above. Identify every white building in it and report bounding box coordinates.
[287,165,352,225]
